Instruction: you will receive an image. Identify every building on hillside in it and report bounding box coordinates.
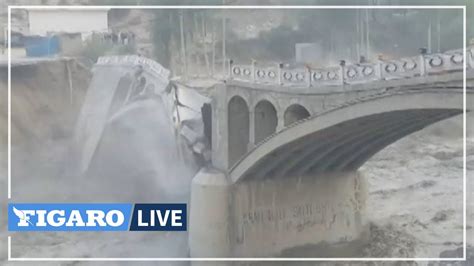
[295,43,323,65]
[15,8,110,57]
[27,8,110,40]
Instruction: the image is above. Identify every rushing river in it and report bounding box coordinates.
[1,60,472,264]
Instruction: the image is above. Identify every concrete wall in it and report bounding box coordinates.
[189,169,369,258]
[231,171,368,257]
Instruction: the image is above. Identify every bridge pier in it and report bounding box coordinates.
[248,110,256,150]
[276,110,285,131]
[211,84,229,170]
[189,168,232,259]
[189,169,369,261]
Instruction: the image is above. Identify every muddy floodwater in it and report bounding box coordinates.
[0,115,472,265]
[0,58,472,264]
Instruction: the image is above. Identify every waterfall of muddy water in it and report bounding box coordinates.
[86,96,199,201]
[73,56,202,202]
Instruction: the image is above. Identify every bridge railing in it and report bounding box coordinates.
[96,55,171,81]
[471,46,474,68]
[228,46,473,87]
[343,62,380,83]
[379,55,422,80]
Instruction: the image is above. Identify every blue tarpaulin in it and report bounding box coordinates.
[24,35,60,57]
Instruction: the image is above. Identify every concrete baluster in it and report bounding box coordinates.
[252,60,256,82]
[228,59,234,80]
[306,66,312,87]
[375,61,383,80]
[419,55,426,76]
[339,65,345,85]
[278,63,283,85]
[469,47,474,69]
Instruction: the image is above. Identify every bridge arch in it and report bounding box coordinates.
[228,95,250,166]
[229,90,466,183]
[254,100,278,144]
[284,104,311,126]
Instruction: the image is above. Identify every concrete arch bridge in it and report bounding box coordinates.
[189,47,474,260]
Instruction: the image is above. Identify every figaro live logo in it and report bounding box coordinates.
[8,203,187,231]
